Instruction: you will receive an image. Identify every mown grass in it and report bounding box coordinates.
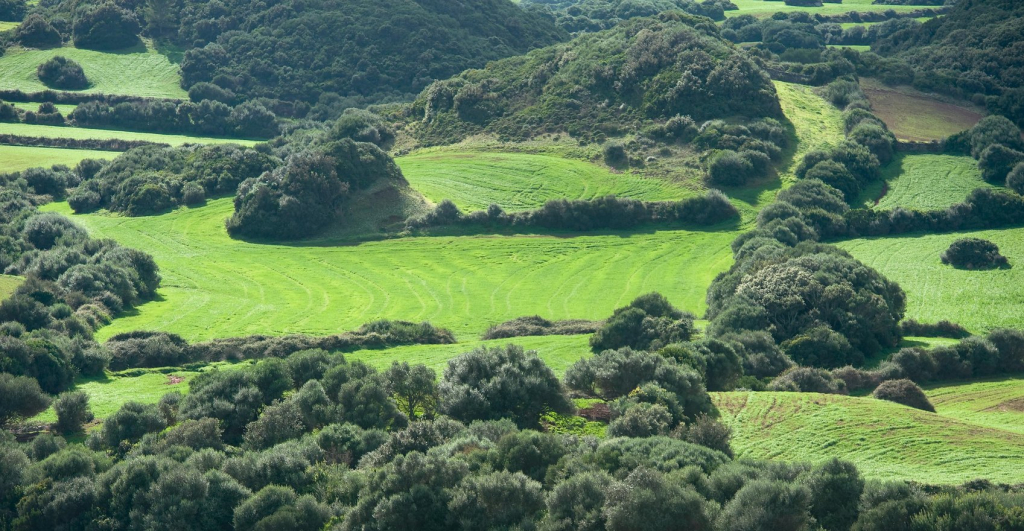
[397,151,690,211]
[0,122,260,146]
[714,390,1024,484]
[44,199,738,341]
[0,274,23,299]
[727,0,926,17]
[925,375,1024,436]
[10,101,78,115]
[839,16,934,29]
[861,78,983,142]
[859,153,993,211]
[838,227,1024,333]
[0,144,118,171]
[0,44,187,99]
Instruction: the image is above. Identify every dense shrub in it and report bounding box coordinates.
[36,57,89,91]
[1007,163,1024,195]
[899,319,970,339]
[768,367,848,394]
[72,3,141,50]
[15,14,62,48]
[53,390,94,434]
[590,293,696,352]
[0,0,26,21]
[940,238,1009,270]
[872,379,935,412]
[482,316,602,340]
[0,372,51,426]
[330,109,395,149]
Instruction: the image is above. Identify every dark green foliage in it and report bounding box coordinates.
[804,160,859,202]
[607,402,673,437]
[53,390,93,434]
[36,56,89,91]
[1007,163,1024,195]
[604,467,711,531]
[848,123,896,165]
[717,479,812,531]
[0,372,50,426]
[330,109,396,149]
[590,293,695,352]
[233,485,330,531]
[316,423,388,466]
[660,339,743,391]
[898,319,970,340]
[384,362,437,421]
[15,14,62,48]
[72,2,141,50]
[488,430,566,483]
[414,14,780,145]
[188,82,236,105]
[872,379,935,412]
[678,413,734,458]
[227,141,403,239]
[0,0,26,21]
[335,373,409,431]
[526,0,733,33]
[541,471,611,531]
[448,470,545,530]
[803,459,864,531]
[940,238,1009,270]
[782,324,859,369]
[978,144,1024,183]
[438,344,573,428]
[707,149,773,187]
[68,98,280,137]
[603,142,628,167]
[102,401,166,449]
[482,316,602,340]
[162,418,224,451]
[768,367,848,394]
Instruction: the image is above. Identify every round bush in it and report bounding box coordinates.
[872,379,935,412]
[0,0,27,22]
[72,3,141,50]
[940,238,1009,270]
[16,14,62,48]
[1006,162,1024,195]
[37,56,89,90]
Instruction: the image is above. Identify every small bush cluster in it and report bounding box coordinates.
[871,379,935,412]
[940,238,1009,270]
[36,57,89,91]
[482,316,602,340]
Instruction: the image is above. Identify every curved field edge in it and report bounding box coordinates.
[713,391,1024,485]
[860,153,993,211]
[838,227,1024,333]
[925,375,1024,436]
[43,199,737,341]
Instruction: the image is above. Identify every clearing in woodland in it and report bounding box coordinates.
[0,143,117,171]
[861,78,984,141]
[861,153,994,211]
[0,121,261,146]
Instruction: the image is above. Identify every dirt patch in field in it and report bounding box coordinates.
[985,397,1024,412]
[862,79,983,142]
[167,375,184,385]
[578,402,611,422]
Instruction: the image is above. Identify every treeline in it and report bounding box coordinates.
[411,13,782,146]
[406,191,739,233]
[522,0,738,32]
[5,340,1024,530]
[0,131,165,152]
[68,99,280,139]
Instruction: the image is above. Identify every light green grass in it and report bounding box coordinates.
[925,376,1024,436]
[0,45,187,99]
[348,334,592,376]
[397,151,690,211]
[0,274,23,299]
[0,122,260,146]
[840,16,934,29]
[714,390,1024,484]
[838,227,1024,333]
[826,44,871,52]
[862,154,993,211]
[10,102,78,115]
[727,0,925,18]
[0,144,117,172]
[43,199,738,341]
[0,21,17,32]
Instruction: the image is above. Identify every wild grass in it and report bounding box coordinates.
[861,78,984,141]
[0,274,23,299]
[925,375,1024,435]
[0,144,117,171]
[714,390,1024,484]
[44,199,738,341]
[397,151,690,211]
[859,153,994,211]
[838,227,1024,333]
[727,0,926,18]
[0,44,187,99]
[0,121,260,146]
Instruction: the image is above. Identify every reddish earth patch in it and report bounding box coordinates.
[985,398,1024,412]
[167,375,184,385]
[861,80,983,142]
[578,403,611,422]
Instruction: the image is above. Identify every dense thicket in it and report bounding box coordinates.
[940,238,1009,270]
[35,56,88,91]
[0,0,26,21]
[411,13,781,145]
[522,0,737,32]
[68,99,280,138]
[874,0,1024,127]
[482,316,602,340]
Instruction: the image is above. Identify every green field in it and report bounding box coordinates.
[727,0,926,17]
[0,274,23,299]
[714,390,1024,484]
[0,122,260,147]
[861,79,983,142]
[862,153,993,210]
[925,376,1024,435]
[0,144,118,172]
[826,44,871,52]
[398,151,690,211]
[45,199,737,341]
[10,102,78,115]
[839,227,1024,333]
[840,16,934,29]
[0,45,187,99]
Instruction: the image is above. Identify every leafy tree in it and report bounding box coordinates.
[488,430,566,483]
[53,390,94,435]
[15,14,62,48]
[0,0,26,21]
[940,238,1009,269]
[243,401,304,450]
[1007,163,1024,195]
[591,293,695,352]
[717,479,812,531]
[448,471,545,530]
[604,467,711,531]
[384,362,437,420]
[979,144,1024,183]
[768,368,847,394]
[0,373,50,427]
[331,109,396,149]
[36,56,89,90]
[802,458,864,531]
[541,471,612,531]
[233,485,330,531]
[72,3,142,50]
[439,344,573,428]
[678,413,733,458]
[606,402,673,438]
[335,373,409,430]
[102,401,166,449]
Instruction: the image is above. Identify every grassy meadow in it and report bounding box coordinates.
[45,199,738,341]
[0,44,187,99]
[0,274,23,299]
[0,121,260,146]
[727,0,926,17]
[861,153,993,210]
[0,144,117,171]
[925,376,1024,435]
[714,390,1024,484]
[839,227,1024,333]
[10,101,78,115]
[398,151,690,211]
[861,78,983,141]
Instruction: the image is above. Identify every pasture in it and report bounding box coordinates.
[10,101,77,115]
[398,151,690,211]
[714,390,1024,484]
[0,274,23,300]
[727,0,925,17]
[0,144,117,171]
[0,44,187,99]
[0,121,260,146]
[45,199,738,341]
[925,376,1024,435]
[863,153,993,210]
[839,227,1024,333]
[861,78,984,141]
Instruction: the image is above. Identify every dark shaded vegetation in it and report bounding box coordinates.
[940,238,1009,270]
[408,191,739,233]
[0,0,27,22]
[871,379,934,412]
[69,99,280,138]
[71,2,141,50]
[482,316,602,340]
[0,133,162,152]
[14,14,62,49]
[522,0,737,32]
[410,13,781,146]
[36,57,88,91]
[899,319,970,339]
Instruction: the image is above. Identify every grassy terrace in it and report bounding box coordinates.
[0,144,117,171]
[860,153,994,211]
[0,121,260,146]
[728,0,927,17]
